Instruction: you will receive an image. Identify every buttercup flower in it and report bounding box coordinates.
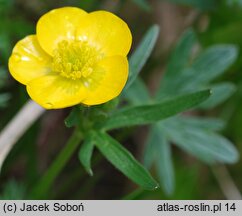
[8,7,132,109]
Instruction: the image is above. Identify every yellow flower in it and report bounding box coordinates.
[8,7,132,109]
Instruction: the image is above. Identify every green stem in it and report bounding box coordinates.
[30,128,83,199]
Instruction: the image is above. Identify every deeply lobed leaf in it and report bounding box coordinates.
[100,90,210,130]
[93,131,159,190]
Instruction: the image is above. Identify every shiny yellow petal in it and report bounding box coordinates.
[82,56,128,105]
[36,7,87,55]
[27,75,87,109]
[8,35,51,85]
[76,11,132,56]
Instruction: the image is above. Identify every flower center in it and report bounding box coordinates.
[52,40,103,80]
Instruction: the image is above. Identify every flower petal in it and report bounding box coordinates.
[8,35,51,85]
[82,56,128,105]
[76,11,132,56]
[36,7,87,55]
[27,75,88,109]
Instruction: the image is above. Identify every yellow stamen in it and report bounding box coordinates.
[52,40,103,80]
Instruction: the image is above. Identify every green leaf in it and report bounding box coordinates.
[143,129,157,169]
[93,131,159,190]
[168,0,217,10]
[79,132,95,176]
[164,30,196,80]
[131,0,152,11]
[124,25,160,90]
[100,90,211,130]
[198,82,236,109]
[156,138,174,196]
[123,78,150,105]
[173,116,225,131]
[186,45,238,87]
[145,125,175,195]
[158,44,238,99]
[157,29,196,98]
[161,119,239,164]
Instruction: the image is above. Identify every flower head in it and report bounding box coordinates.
[8,7,132,109]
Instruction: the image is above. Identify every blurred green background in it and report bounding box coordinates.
[0,0,242,199]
